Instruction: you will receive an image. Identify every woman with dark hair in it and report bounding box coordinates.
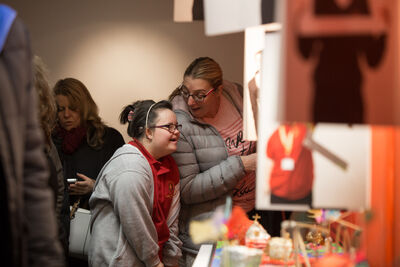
[89,100,182,267]
[52,78,125,211]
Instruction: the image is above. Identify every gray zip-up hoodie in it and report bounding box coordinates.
[89,144,181,267]
[170,80,247,254]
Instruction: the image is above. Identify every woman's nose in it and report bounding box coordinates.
[64,108,70,117]
[187,95,196,106]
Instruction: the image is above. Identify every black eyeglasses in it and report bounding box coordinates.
[180,85,214,103]
[149,123,182,133]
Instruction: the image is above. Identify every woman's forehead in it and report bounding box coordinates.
[183,77,211,91]
[55,94,69,105]
[155,109,176,122]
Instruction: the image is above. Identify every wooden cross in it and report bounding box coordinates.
[252,213,261,222]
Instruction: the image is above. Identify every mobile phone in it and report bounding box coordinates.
[67,178,78,184]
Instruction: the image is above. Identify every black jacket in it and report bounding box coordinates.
[53,126,125,209]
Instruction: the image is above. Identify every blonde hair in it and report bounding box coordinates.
[169,57,223,101]
[183,57,223,88]
[33,55,56,148]
[53,78,106,149]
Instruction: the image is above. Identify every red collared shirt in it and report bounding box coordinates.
[129,139,180,260]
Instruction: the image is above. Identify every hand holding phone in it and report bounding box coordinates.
[69,173,95,195]
[67,178,78,184]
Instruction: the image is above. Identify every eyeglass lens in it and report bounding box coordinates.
[181,91,205,102]
[168,124,182,132]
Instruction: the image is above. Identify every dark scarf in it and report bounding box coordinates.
[55,125,87,154]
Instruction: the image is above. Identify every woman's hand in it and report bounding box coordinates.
[69,173,95,195]
[154,262,164,267]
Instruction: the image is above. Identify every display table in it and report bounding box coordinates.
[192,244,214,267]
[193,244,280,267]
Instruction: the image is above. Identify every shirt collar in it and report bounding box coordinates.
[130,139,170,175]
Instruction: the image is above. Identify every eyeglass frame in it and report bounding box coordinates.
[179,84,215,103]
[148,123,182,133]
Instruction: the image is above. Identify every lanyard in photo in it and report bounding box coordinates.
[278,125,295,171]
[278,125,295,156]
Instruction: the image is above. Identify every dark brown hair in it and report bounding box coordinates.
[120,100,172,140]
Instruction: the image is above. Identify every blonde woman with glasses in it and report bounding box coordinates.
[169,57,286,266]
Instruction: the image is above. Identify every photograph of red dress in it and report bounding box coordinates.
[266,123,314,206]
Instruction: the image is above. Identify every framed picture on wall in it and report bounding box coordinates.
[256,122,371,211]
[282,0,399,125]
[256,30,371,211]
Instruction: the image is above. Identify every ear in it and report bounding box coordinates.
[145,128,154,140]
[212,84,222,96]
[215,84,223,96]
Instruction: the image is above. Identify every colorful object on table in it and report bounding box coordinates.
[314,254,354,267]
[189,206,227,244]
[190,219,219,244]
[245,213,270,249]
[306,229,324,245]
[354,250,369,266]
[308,209,342,224]
[304,244,327,259]
[210,241,225,267]
[329,211,363,253]
[266,235,293,261]
[221,245,263,267]
[225,206,253,245]
[261,254,315,266]
[303,243,344,259]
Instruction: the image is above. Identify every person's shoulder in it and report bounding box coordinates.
[105,145,152,178]
[110,144,143,162]
[223,80,243,97]
[104,126,124,140]
[105,126,122,135]
[175,109,191,121]
[101,126,125,151]
[104,145,145,169]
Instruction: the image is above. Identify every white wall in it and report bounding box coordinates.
[4,0,244,141]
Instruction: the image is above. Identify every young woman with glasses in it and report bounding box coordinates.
[89,100,182,267]
[169,57,286,266]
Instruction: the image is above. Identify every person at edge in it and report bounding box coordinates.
[169,57,287,266]
[0,4,64,266]
[89,100,182,267]
[33,55,70,260]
